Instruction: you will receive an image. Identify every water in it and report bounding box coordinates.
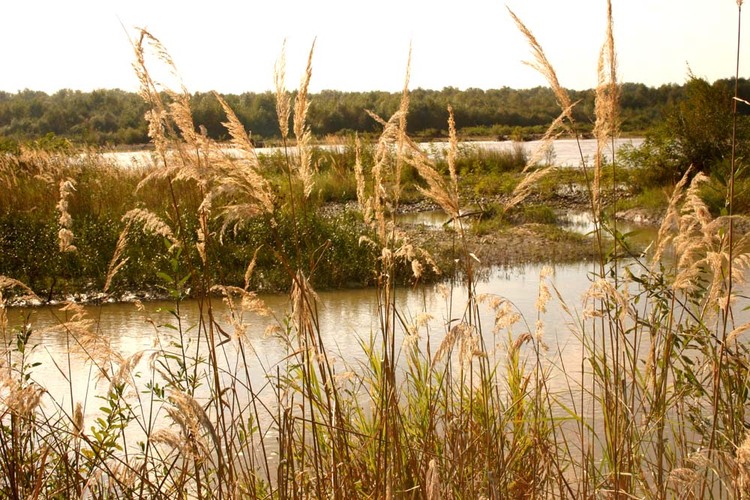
[3,198,661,437]
[7,262,595,419]
[104,138,643,169]
[16,206,658,415]
[395,210,451,227]
[423,137,643,167]
[7,254,747,491]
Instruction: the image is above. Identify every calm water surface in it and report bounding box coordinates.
[11,249,749,463]
[105,138,643,168]
[10,262,596,418]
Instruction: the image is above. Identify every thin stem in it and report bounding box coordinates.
[704,5,742,498]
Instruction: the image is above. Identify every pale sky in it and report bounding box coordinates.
[2,1,746,94]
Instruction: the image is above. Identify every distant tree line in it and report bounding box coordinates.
[1,78,749,147]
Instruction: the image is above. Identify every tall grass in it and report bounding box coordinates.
[0,4,749,499]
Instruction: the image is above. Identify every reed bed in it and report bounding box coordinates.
[0,3,749,498]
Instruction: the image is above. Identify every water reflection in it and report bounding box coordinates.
[426,137,643,167]
[5,261,600,418]
[104,138,644,169]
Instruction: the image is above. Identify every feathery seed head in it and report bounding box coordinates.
[244,246,262,290]
[510,331,533,355]
[354,134,373,224]
[293,40,315,142]
[72,402,84,438]
[737,433,750,493]
[408,258,423,280]
[123,208,180,251]
[292,41,317,198]
[651,168,691,267]
[110,350,145,393]
[0,378,46,418]
[214,91,260,164]
[426,459,441,500]
[393,43,412,203]
[508,8,572,116]
[274,41,291,140]
[668,467,698,491]
[536,265,553,313]
[103,222,131,294]
[150,428,185,452]
[57,178,77,253]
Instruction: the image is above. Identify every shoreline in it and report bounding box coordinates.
[4,197,662,309]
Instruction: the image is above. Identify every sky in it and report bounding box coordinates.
[1,0,747,95]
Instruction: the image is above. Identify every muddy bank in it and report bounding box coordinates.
[324,193,661,272]
[5,195,657,307]
[403,219,599,270]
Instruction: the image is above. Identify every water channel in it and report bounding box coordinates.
[7,135,660,460]
[9,260,597,417]
[104,137,643,169]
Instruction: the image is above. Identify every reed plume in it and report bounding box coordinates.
[122,208,180,251]
[354,134,372,224]
[737,434,750,496]
[393,44,412,205]
[132,29,173,156]
[651,168,692,267]
[592,0,620,213]
[162,390,212,461]
[0,276,40,306]
[212,92,275,231]
[213,92,259,166]
[103,220,132,293]
[407,139,460,222]
[294,41,316,198]
[274,40,291,141]
[211,284,271,343]
[507,7,572,117]
[0,373,45,419]
[505,8,599,226]
[57,178,77,253]
[72,401,84,439]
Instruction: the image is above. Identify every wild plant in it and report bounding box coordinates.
[504,1,750,498]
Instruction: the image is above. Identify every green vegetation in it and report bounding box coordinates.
[3,79,749,147]
[619,74,750,215]
[0,148,389,298]
[3,3,750,499]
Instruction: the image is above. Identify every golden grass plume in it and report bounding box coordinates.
[274,40,291,141]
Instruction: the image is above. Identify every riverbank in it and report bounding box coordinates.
[0,138,667,307]
[2,181,664,308]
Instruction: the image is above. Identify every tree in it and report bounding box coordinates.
[622,75,750,186]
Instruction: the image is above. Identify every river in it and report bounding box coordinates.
[8,260,601,424]
[7,217,747,492]
[104,137,643,169]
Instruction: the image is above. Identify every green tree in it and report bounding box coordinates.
[622,75,750,186]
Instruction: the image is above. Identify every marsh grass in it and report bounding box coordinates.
[0,4,749,499]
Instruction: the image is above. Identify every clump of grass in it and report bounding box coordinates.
[435,143,528,176]
[615,185,669,213]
